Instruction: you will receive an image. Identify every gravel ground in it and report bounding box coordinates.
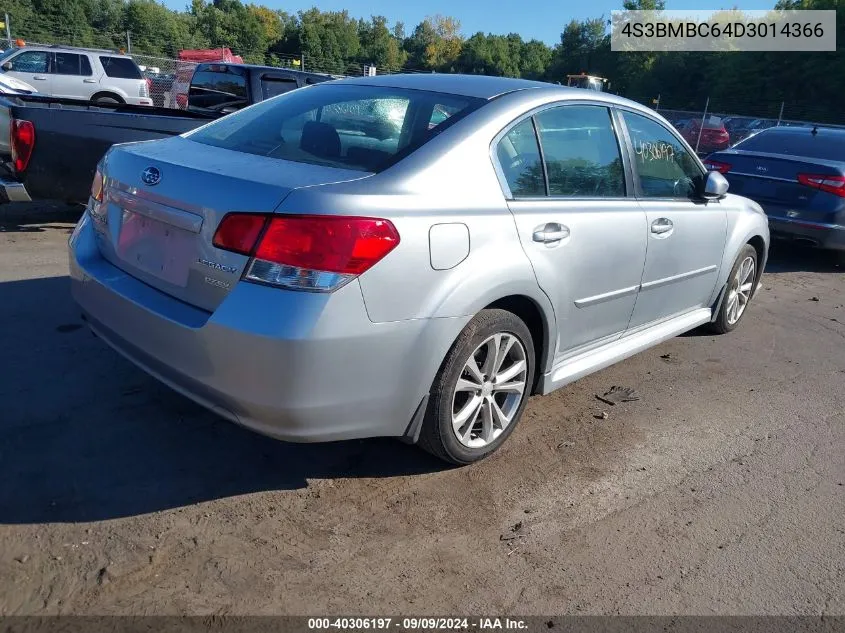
[0,208,843,616]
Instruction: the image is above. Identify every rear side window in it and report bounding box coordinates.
[188,84,483,173]
[189,70,248,111]
[99,56,142,79]
[497,118,545,197]
[53,52,91,76]
[735,129,845,161]
[535,105,625,197]
[261,77,298,100]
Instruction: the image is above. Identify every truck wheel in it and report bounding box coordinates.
[418,309,535,465]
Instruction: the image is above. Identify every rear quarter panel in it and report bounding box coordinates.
[275,92,558,328]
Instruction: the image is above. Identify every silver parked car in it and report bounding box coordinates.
[69,74,770,464]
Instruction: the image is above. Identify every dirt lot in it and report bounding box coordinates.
[0,208,843,616]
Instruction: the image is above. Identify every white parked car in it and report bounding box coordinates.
[0,45,152,106]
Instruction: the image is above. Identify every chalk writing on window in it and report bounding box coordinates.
[634,139,675,162]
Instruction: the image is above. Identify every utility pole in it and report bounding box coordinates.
[300,53,305,72]
[695,96,710,155]
[4,13,11,48]
[777,101,785,126]
[126,31,131,54]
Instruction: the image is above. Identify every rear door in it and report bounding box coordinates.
[4,50,52,93]
[500,103,648,361]
[619,109,727,329]
[50,52,96,99]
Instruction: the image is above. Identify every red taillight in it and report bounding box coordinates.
[703,159,732,174]
[256,216,400,275]
[797,173,845,198]
[212,213,268,255]
[212,214,400,292]
[10,119,35,173]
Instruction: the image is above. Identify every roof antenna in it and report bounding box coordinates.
[811,125,818,135]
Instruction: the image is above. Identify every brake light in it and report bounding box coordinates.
[703,159,732,174]
[212,214,400,292]
[212,213,267,255]
[797,173,845,198]
[141,78,151,97]
[10,119,35,173]
[91,168,104,203]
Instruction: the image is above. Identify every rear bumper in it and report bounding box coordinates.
[125,97,154,107]
[0,175,31,203]
[766,214,845,252]
[69,212,467,442]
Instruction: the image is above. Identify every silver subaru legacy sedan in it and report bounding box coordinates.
[69,74,769,464]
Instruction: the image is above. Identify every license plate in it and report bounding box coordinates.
[117,210,194,287]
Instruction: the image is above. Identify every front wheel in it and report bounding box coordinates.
[709,244,758,334]
[418,309,535,465]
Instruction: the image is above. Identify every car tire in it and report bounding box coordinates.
[418,309,535,465]
[92,94,123,105]
[709,244,758,334]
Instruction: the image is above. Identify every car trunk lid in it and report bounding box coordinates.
[707,149,845,219]
[93,136,369,312]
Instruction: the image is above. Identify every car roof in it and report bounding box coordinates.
[196,62,334,77]
[18,45,132,58]
[330,73,581,100]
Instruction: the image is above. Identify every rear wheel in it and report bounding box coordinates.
[418,309,535,465]
[92,93,123,105]
[709,244,758,334]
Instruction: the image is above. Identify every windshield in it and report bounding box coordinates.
[0,48,18,65]
[187,83,484,173]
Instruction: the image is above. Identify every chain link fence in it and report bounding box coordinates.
[647,97,845,156]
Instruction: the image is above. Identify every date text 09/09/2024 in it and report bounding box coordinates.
[307,618,529,630]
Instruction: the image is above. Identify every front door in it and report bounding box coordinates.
[618,110,728,329]
[497,104,647,361]
[4,50,52,93]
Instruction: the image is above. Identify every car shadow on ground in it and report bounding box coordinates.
[0,202,83,233]
[764,241,843,273]
[0,275,447,526]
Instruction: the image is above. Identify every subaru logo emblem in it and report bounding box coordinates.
[141,166,161,186]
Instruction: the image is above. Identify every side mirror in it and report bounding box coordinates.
[702,170,729,199]
[1,62,12,71]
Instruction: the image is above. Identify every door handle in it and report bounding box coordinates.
[532,222,570,244]
[83,78,97,83]
[650,218,674,235]
[32,76,47,80]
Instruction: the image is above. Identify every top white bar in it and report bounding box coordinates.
[611,10,836,52]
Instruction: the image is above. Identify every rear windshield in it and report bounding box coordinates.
[735,129,845,161]
[189,69,249,111]
[187,84,484,173]
[99,56,142,79]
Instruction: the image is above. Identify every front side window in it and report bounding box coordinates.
[99,56,143,79]
[496,118,545,197]
[622,110,704,198]
[188,84,482,173]
[189,70,249,112]
[535,105,625,197]
[10,51,48,73]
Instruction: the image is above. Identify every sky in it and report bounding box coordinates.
[160,0,779,46]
